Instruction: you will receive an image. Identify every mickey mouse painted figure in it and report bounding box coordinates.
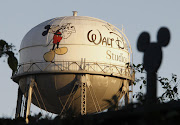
[42,23,76,62]
[137,27,170,103]
[42,25,63,50]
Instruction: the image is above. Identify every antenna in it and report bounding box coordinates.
[122,24,125,33]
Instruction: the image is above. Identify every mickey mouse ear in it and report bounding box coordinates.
[137,32,150,52]
[42,31,48,36]
[44,25,50,29]
[157,27,170,47]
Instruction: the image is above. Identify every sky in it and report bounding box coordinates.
[0,0,180,118]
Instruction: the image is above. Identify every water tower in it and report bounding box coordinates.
[12,12,134,122]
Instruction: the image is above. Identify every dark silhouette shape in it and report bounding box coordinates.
[137,27,170,103]
[0,39,18,75]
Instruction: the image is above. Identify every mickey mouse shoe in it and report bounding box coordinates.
[55,47,68,55]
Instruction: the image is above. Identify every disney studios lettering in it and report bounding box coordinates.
[87,29,128,63]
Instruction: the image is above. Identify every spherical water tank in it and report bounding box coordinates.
[13,14,134,115]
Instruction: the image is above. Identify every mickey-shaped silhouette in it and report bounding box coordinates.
[137,27,170,103]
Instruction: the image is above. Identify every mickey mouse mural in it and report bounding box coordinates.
[137,27,170,103]
[42,23,76,62]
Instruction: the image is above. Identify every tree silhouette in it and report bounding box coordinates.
[133,63,179,103]
[0,39,18,75]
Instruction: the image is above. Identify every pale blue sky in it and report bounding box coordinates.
[0,0,180,117]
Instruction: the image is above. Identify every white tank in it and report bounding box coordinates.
[13,13,134,115]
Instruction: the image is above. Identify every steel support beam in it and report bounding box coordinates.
[124,80,130,106]
[15,86,23,118]
[25,79,34,123]
[80,75,87,115]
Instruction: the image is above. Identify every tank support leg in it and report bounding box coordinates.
[80,75,87,115]
[124,80,130,106]
[125,93,129,106]
[15,86,23,118]
[25,79,34,124]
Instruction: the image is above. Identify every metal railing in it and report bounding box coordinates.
[13,60,134,80]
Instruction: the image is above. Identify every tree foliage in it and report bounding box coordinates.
[0,39,18,75]
[132,63,179,103]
